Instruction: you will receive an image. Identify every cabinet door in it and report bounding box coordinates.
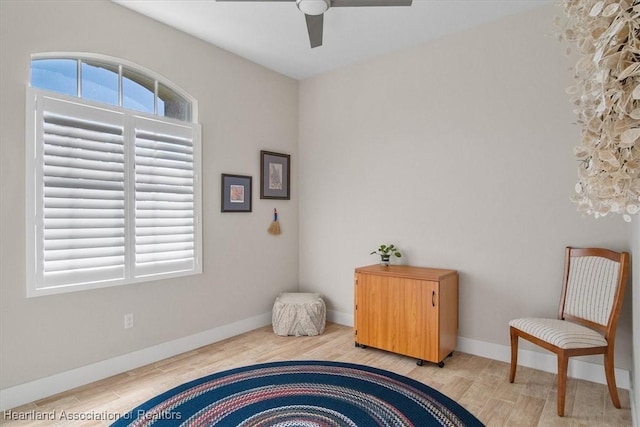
[397,278,438,362]
[356,273,439,362]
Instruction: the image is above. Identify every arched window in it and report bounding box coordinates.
[26,54,202,297]
[30,55,194,122]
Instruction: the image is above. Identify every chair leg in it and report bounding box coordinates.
[557,353,569,417]
[604,349,621,408]
[509,328,518,383]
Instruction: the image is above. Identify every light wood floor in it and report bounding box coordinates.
[1,323,632,426]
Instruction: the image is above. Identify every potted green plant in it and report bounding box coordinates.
[370,244,402,266]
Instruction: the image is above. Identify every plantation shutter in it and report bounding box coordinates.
[36,95,126,288]
[133,117,199,278]
[28,90,201,296]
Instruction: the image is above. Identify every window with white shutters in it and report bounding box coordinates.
[26,55,201,297]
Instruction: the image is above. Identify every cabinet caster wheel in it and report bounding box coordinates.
[416,359,423,366]
[437,361,445,368]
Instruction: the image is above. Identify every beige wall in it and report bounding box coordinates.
[0,0,299,388]
[298,4,633,371]
[1,0,636,410]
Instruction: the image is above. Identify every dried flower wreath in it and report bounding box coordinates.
[557,0,640,222]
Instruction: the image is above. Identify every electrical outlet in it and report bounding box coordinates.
[124,313,134,329]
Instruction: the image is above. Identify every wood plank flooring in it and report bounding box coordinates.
[1,323,632,426]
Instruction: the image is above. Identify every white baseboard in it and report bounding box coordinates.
[456,336,630,390]
[1,310,631,412]
[327,309,354,327]
[0,312,272,411]
[328,310,630,390]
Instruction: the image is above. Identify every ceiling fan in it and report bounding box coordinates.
[216,0,413,48]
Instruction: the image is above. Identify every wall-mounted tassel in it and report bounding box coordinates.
[268,208,281,235]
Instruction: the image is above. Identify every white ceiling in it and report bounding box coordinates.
[113,0,553,80]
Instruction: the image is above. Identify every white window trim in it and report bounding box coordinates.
[26,86,202,297]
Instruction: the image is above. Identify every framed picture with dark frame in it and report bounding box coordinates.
[260,150,290,200]
[221,174,252,212]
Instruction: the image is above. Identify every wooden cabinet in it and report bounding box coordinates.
[354,264,458,366]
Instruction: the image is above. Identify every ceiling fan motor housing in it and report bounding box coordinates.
[296,0,330,15]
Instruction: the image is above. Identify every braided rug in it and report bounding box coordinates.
[112,360,484,427]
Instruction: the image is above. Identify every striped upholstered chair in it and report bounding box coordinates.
[509,247,629,417]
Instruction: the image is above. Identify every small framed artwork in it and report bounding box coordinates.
[260,150,290,200]
[221,174,252,212]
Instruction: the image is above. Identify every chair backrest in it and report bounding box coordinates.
[559,247,629,337]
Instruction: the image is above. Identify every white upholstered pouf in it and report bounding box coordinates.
[272,292,326,336]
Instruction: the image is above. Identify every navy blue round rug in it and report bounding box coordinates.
[111,360,484,426]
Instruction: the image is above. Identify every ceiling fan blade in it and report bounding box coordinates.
[305,13,324,48]
[217,0,410,49]
[331,0,411,6]
[215,0,294,2]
